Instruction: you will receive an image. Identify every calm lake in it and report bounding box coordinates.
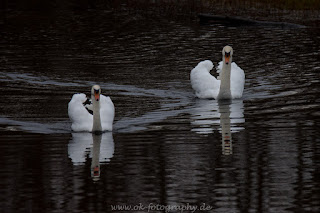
[0,9,319,213]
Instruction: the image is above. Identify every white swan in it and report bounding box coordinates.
[190,46,245,99]
[68,85,115,133]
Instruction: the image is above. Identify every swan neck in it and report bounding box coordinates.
[92,98,102,133]
[221,63,231,86]
[218,63,232,99]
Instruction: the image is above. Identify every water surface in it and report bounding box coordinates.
[0,10,319,212]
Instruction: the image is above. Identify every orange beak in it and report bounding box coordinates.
[94,93,100,101]
[225,55,230,64]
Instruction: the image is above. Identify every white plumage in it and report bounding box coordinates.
[68,87,115,132]
[190,60,220,99]
[190,46,245,99]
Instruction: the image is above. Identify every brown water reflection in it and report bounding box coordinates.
[0,10,319,213]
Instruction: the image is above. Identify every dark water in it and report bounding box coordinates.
[0,10,319,213]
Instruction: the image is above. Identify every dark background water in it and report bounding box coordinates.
[0,4,320,213]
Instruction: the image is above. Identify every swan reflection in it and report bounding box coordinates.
[68,132,114,181]
[190,99,244,155]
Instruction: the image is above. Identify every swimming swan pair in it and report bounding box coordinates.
[68,46,244,133]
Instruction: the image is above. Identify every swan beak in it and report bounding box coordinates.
[94,93,100,101]
[225,55,230,65]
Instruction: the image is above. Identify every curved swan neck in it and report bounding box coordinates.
[217,62,232,99]
[92,97,102,134]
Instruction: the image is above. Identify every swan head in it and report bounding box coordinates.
[222,45,233,65]
[91,85,101,102]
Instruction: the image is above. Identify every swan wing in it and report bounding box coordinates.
[190,60,220,99]
[100,95,115,131]
[68,93,93,131]
[230,62,245,99]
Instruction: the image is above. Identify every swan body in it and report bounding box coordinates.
[190,46,245,99]
[68,85,115,133]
